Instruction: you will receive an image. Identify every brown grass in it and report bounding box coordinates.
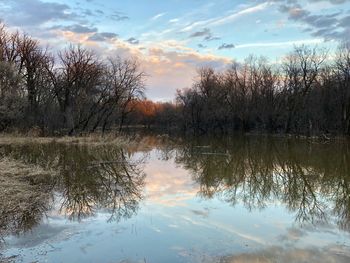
[0,158,56,238]
[0,132,131,146]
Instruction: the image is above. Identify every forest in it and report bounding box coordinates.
[1,23,350,136]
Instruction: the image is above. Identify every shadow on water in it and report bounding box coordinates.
[0,135,350,244]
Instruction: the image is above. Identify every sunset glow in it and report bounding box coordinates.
[1,0,348,100]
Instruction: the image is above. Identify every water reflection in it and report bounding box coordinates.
[172,136,350,231]
[212,245,350,263]
[0,158,55,239]
[0,135,350,262]
[0,143,145,238]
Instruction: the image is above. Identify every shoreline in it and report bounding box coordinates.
[0,130,349,147]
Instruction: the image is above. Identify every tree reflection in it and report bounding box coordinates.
[174,136,350,231]
[0,143,145,238]
[1,135,350,239]
[0,162,55,240]
[57,146,145,222]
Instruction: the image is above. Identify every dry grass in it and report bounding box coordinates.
[0,132,131,146]
[0,158,56,237]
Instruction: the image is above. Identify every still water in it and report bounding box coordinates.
[0,135,350,262]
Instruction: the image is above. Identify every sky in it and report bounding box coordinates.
[0,0,349,101]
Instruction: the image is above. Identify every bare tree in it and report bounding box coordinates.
[282,45,327,134]
[104,57,146,132]
[0,61,23,130]
[335,42,350,135]
[52,45,103,134]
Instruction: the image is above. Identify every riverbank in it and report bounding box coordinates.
[0,133,130,146]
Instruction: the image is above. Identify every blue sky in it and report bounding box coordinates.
[0,0,349,100]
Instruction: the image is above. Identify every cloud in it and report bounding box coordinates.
[52,24,97,34]
[127,37,140,45]
[277,227,306,242]
[189,28,220,42]
[151,13,166,21]
[273,0,347,4]
[169,18,180,23]
[88,32,118,41]
[308,0,346,4]
[181,2,271,32]
[218,43,235,50]
[1,1,129,28]
[209,2,271,27]
[142,157,199,206]
[205,35,220,41]
[82,9,94,17]
[234,38,323,49]
[215,245,350,263]
[189,28,211,38]
[191,209,209,217]
[53,30,231,100]
[0,0,76,26]
[109,11,129,21]
[278,1,349,40]
[142,46,231,100]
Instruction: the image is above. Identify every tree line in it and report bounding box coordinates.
[1,23,350,136]
[117,43,350,136]
[0,24,146,135]
[174,44,350,136]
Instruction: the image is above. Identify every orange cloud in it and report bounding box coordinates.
[143,159,199,207]
[48,30,233,100]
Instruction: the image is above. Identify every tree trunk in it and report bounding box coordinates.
[65,105,75,135]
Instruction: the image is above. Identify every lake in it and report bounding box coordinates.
[0,135,350,263]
